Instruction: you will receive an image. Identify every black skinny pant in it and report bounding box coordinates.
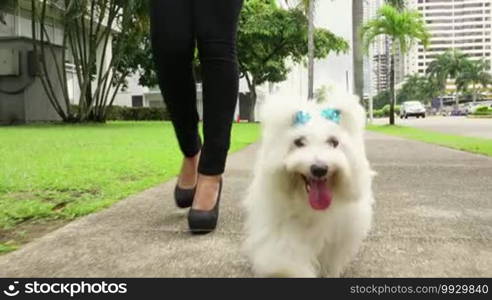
[150,0,243,175]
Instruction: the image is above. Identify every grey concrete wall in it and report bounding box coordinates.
[0,37,64,124]
[0,92,25,124]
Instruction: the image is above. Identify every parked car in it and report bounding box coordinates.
[464,103,479,114]
[400,101,426,119]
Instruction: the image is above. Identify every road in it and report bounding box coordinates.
[373,116,492,139]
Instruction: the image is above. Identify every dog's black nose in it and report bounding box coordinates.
[310,164,328,178]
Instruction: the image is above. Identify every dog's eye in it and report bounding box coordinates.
[294,137,306,148]
[327,137,339,148]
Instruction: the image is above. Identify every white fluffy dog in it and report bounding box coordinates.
[243,90,374,278]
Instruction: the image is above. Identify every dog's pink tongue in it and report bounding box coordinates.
[308,179,333,210]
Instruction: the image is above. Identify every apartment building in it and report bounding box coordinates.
[401,0,492,81]
[363,0,390,96]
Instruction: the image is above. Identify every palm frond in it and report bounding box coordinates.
[361,5,429,54]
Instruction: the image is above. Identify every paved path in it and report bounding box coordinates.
[0,132,491,277]
[374,116,492,139]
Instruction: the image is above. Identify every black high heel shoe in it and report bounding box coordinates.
[188,179,223,234]
[174,184,196,208]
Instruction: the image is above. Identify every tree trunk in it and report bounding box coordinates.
[248,90,257,123]
[369,96,374,123]
[472,83,477,103]
[352,0,364,99]
[244,73,257,122]
[248,83,257,122]
[30,0,69,121]
[389,53,395,125]
[307,0,315,101]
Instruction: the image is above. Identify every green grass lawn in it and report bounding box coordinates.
[0,121,260,253]
[367,125,492,157]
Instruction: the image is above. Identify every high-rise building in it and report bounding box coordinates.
[364,0,390,96]
[401,0,492,82]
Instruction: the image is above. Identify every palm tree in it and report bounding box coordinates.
[307,0,315,101]
[362,5,430,125]
[352,0,364,100]
[427,49,470,105]
[456,59,491,103]
[399,73,440,105]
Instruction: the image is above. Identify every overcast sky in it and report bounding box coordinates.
[316,0,354,91]
[271,0,354,99]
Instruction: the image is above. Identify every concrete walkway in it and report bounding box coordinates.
[0,132,491,277]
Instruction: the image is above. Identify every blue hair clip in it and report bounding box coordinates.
[293,110,311,126]
[321,108,341,124]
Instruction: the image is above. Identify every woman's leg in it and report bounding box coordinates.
[150,0,201,188]
[194,0,243,176]
[190,0,243,211]
[150,0,199,154]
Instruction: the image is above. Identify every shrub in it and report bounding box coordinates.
[475,106,490,113]
[382,105,390,116]
[69,105,171,121]
[381,105,400,116]
[373,109,384,118]
[472,107,492,116]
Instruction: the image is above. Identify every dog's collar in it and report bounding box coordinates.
[293,108,341,126]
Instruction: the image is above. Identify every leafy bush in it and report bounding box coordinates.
[70,105,171,121]
[472,106,492,116]
[381,105,400,116]
[382,105,390,115]
[475,106,490,113]
[373,109,384,118]
[372,90,390,109]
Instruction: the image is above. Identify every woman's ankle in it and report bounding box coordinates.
[178,153,200,189]
[192,174,222,210]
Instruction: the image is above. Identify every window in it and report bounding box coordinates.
[132,95,144,107]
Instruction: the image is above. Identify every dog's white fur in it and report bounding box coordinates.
[243,89,375,277]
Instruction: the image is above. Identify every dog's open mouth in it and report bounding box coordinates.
[302,176,333,211]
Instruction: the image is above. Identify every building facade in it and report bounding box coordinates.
[400,0,492,81]
[363,0,390,97]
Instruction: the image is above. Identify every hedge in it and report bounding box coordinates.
[472,106,492,116]
[372,105,401,118]
[70,105,171,121]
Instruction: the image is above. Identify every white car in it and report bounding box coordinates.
[400,101,426,119]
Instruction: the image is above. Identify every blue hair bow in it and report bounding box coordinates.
[321,108,341,124]
[293,110,311,126]
[293,108,341,126]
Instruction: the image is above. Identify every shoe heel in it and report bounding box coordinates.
[188,180,222,234]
